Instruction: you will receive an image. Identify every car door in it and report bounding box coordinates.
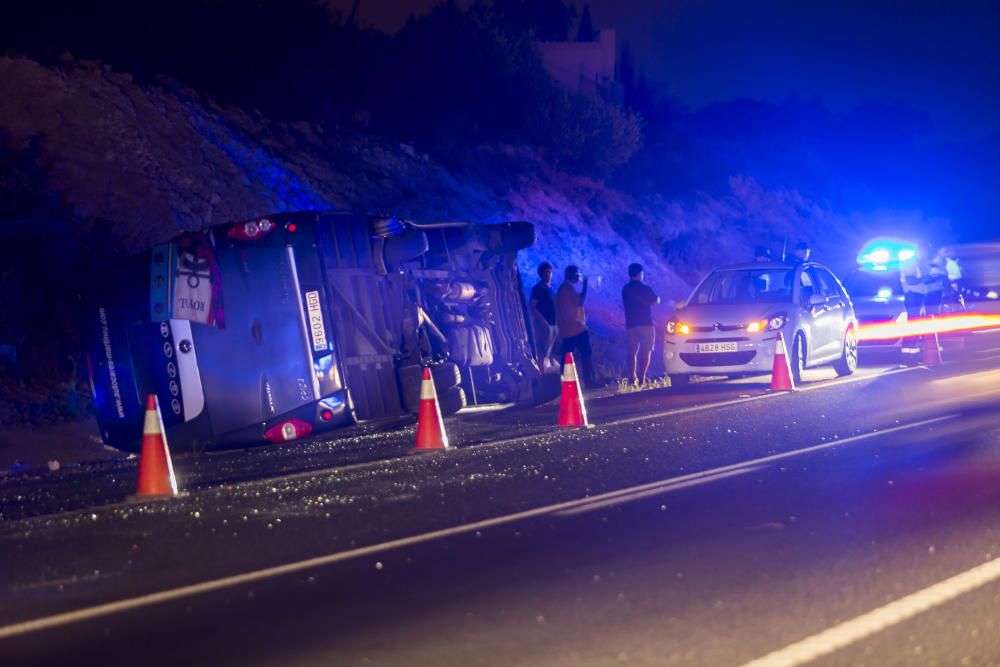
[815,267,851,355]
[798,267,837,361]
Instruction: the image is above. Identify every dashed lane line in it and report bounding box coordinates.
[740,554,1000,667]
[597,365,918,431]
[0,414,951,641]
[554,412,950,516]
[552,465,765,516]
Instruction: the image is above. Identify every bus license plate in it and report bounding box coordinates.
[696,342,738,353]
[305,291,328,352]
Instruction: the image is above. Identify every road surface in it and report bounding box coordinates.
[2,338,1000,666]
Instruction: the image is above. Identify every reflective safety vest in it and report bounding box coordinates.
[900,257,944,295]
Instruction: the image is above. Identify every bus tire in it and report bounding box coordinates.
[488,221,535,253]
[431,362,461,389]
[384,229,429,267]
[398,364,424,413]
[439,386,467,416]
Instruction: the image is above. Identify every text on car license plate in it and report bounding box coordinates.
[696,342,738,353]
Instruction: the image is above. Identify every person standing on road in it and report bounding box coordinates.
[931,247,965,311]
[555,265,596,388]
[622,263,660,386]
[900,244,945,318]
[529,262,559,369]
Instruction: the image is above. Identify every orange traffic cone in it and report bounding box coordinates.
[132,394,179,498]
[769,332,796,391]
[558,352,590,428]
[921,332,942,365]
[415,367,450,450]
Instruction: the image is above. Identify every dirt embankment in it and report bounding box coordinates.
[0,55,860,455]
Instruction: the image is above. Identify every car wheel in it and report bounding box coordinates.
[790,333,806,386]
[669,374,691,391]
[834,328,859,377]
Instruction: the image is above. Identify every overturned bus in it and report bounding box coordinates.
[86,210,550,452]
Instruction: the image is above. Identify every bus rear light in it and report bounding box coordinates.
[264,419,313,443]
[320,409,333,421]
[228,218,276,241]
[286,222,298,233]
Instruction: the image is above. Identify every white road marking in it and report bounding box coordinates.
[598,366,919,430]
[470,366,919,453]
[553,466,764,516]
[0,414,951,641]
[741,555,1000,667]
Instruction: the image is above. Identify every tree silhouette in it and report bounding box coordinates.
[577,4,596,41]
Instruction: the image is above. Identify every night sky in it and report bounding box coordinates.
[332,0,1000,143]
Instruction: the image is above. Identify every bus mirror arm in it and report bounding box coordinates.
[417,306,448,345]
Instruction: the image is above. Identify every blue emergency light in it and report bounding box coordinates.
[856,238,919,273]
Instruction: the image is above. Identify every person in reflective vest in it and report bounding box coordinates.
[899,245,944,318]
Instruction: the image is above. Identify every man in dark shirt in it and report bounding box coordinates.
[622,263,659,385]
[529,262,558,369]
[555,265,596,387]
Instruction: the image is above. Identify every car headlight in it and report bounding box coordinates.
[988,290,999,300]
[746,320,766,333]
[667,321,690,335]
[766,314,787,331]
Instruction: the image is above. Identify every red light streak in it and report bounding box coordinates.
[858,313,1000,341]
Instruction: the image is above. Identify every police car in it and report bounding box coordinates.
[843,238,916,357]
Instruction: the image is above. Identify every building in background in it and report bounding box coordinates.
[537,28,623,105]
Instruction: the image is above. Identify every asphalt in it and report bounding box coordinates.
[1,337,1000,666]
[0,365,892,522]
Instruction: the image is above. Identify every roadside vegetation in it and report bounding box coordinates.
[0,0,984,427]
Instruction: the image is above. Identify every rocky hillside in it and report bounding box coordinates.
[0,55,865,397]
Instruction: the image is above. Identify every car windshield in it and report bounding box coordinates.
[690,268,794,305]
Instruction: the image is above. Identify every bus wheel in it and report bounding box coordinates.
[431,362,461,389]
[439,386,467,415]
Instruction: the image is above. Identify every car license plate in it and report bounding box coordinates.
[695,342,738,353]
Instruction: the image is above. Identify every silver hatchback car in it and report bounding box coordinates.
[663,261,859,387]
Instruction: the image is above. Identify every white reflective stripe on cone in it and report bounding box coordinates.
[420,376,437,400]
[562,360,579,383]
[143,406,162,436]
[775,334,786,355]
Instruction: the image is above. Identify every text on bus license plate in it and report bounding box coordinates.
[305,290,328,352]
